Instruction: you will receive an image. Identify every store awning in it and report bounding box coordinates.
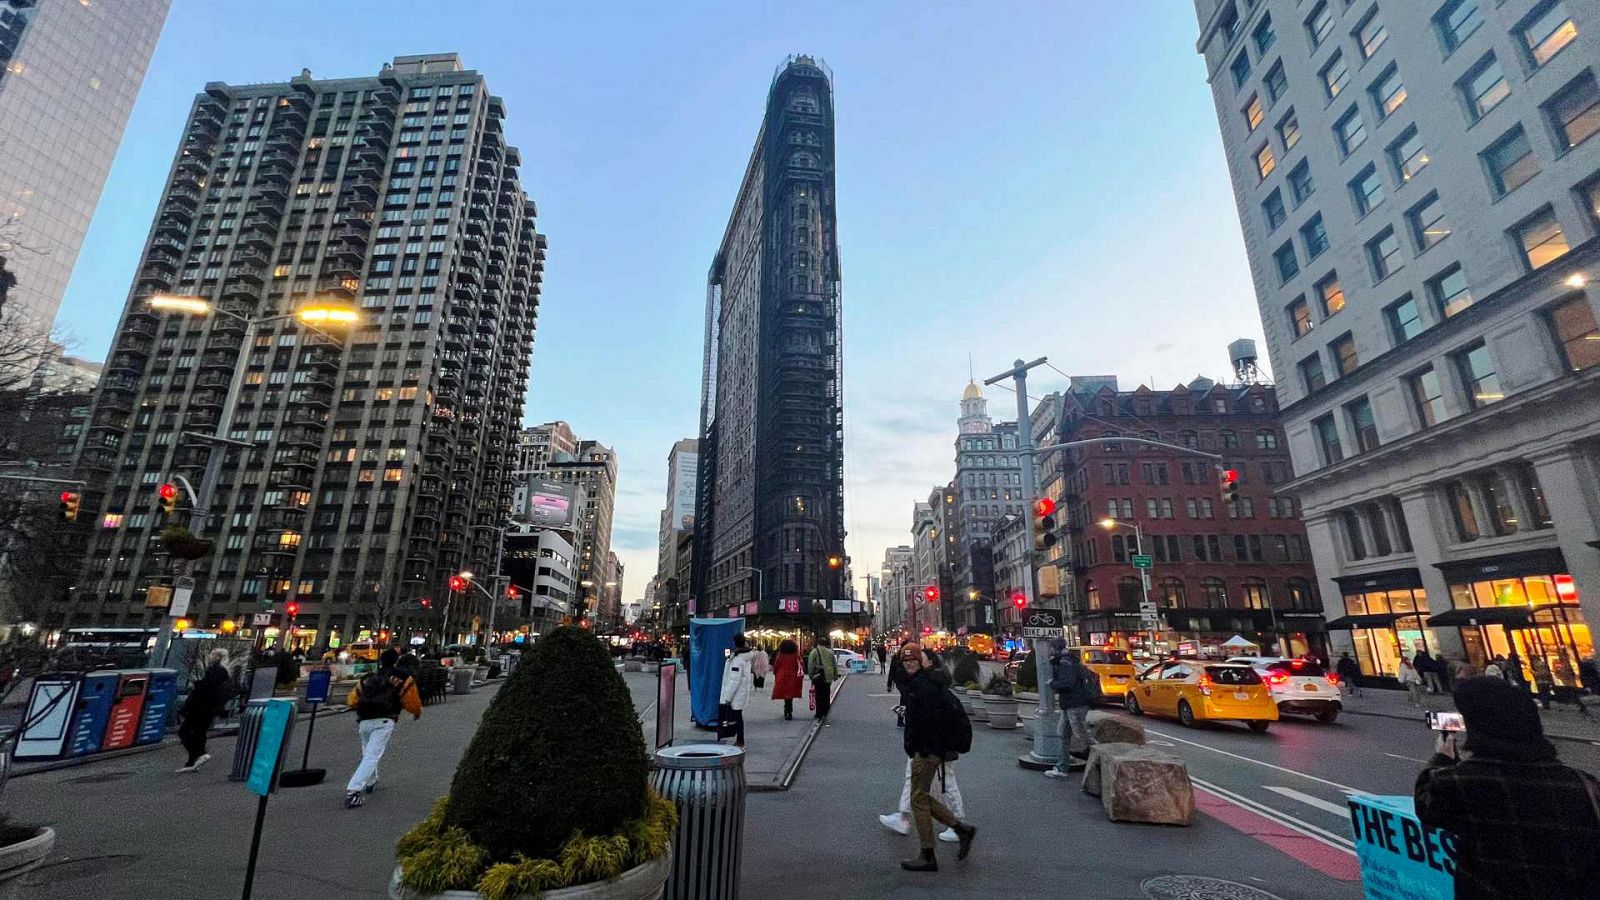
[1427,607,1530,628]
[1323,613,1404,630]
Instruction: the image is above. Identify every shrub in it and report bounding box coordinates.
[984,672,1014,697]
[950,652,981,688]
[1014,655,1039,691]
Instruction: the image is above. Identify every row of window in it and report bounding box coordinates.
[1101,493,1298,521]
[1081,530,1312,567]
[1085,574,1319,613]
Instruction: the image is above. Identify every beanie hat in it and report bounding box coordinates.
[1453,675,1543,744]
[379,648,400,669]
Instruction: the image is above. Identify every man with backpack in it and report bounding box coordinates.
[898,642,976,872]
[343,649,422,808]
[1045,639,1099,780]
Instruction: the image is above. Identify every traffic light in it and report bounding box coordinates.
[1032,496,1059,551]
[285,601,300,620]
[1010,590,1026,610]
[1220,468,1240,506]
[421,597,432,609]
[59,491,80,522]
[506,584,520,600]
[922,585,940,604]
[827,555,842,570]
[449,576,467,593]
[156,482,178,516]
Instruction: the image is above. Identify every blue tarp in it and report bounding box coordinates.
[688,618,744,727]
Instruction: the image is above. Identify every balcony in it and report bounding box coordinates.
[175,154,208,178]
[79,448,116,471]
[285,408,329,427]
[181,137,215,162]
[199,350,236,370]
[248,195,285,218]
[188,389,226,410]
[153,216,191,240]
[165,184,203,210]
[279,427,321,448]
[315,276,358,300]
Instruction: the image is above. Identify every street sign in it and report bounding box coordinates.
[169,587,193,618]
[1131,555,1153,569]
[252,612,274,626]
[304,669,332,705]
[1021,608,1065,639]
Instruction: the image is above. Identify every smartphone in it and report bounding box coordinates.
[1427,710,1466,732]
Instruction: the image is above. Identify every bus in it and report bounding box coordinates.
[59,627,159,651]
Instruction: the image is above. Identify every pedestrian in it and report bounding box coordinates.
[176,649,231,773]
[1527,653,1555,710]
[1451,656,1477,685]
[1044,638,1098,779]
[878,758,965,844]
[1399,655,1424,705]
[1336,652,1362,697]
[806,634,838,725]
[887,648,911,727]
[875,643,888,675]
[1504,651,1527,688]
[718,634,756,747]
[1414,648,1443,695]
[1414,676,1600,898]
[896,643,976,872]
[1485,657,1506,680]
[1577,655,1600,718]
[771,638,804,721]
[750,642,769,691]
[344,649,422,808]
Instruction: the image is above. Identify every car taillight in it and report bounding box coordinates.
[1197,674,1213,696]
[1326,673,1341,686]
[1267,672,1289,685]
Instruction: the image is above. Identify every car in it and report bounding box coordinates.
[1066,646,1136,702]
[1004,651,1034,683]
[1224,655,1343,724]
[832,648,869,673]
[1124,659,1279,732]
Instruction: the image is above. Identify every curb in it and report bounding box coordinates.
[1340,705,1600,746]
[752,672,849,793]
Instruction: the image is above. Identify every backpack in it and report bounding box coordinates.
[1081,667,1103,704]
[355,671,402,719]
[932,686,972,760]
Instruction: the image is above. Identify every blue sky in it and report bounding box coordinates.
[58,1,1262,600]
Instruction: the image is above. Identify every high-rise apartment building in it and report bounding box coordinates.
[547,439,617,621]
[1196,1,1599,680]
[694,56,846,625]
[952,380,1024,629]
[0,0,170,327]
[654,437,697,629]
[61,54,543,649]
[511,420,578,518]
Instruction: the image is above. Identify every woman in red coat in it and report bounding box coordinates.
[772,639,804,720]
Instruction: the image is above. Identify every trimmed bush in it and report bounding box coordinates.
[1015,654,1039,691]
[950,652,981,688]
[984,672,1014,697]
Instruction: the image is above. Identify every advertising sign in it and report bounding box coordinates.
[524,480,576,529]
[246,699,297,796]
[1347,794,1455,900]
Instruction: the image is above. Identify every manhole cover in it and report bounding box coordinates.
[62,771,134,785]
[26,854,140,883]
[1141,876,1286,900]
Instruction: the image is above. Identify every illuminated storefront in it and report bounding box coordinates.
[1427,551,1593,688]
[1327,571,1437,680]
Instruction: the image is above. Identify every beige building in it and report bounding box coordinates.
[1197,0,1599,681]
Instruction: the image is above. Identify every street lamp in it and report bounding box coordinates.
[1100,517,1159,657]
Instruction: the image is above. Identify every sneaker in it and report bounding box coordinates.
[345,791,364,809]
[1044,769,1071,780]
[878,813,910,836]
[938,828,959,843]
[191,753,211,772]
[900,852,938,873]
[175,764,196,774]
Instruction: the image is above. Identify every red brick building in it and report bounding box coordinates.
[1046,379,1326,659]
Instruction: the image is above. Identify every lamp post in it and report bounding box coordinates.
[471,520,529,658]
[144,294,361,666]
[1100,517,1159,657]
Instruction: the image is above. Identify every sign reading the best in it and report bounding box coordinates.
[1347,794,1455,900]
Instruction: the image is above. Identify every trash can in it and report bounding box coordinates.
[650,744,746,900]
[229,699,271,781]
[450,668,475,695]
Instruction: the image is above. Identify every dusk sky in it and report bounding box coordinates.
[57,1,1262,601]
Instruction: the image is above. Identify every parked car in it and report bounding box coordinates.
[832,648,868,673]
[1125,659,1279,732]
[1224,655,1343,723]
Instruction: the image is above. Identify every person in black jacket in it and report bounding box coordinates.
[176,649,230,773]
[898,643,976,873]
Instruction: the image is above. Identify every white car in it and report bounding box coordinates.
[832,649,868,672]
[1224,656,1343,724]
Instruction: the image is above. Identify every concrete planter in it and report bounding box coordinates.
[969,693,990,722]
[1016,691,1041,704]
[983,694,1019,729]
[473,666,489,682]
[0,826,54,899]
[624,658,643,672]
[389,844,671,900]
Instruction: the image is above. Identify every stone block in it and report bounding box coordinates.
[1080,741,1141,798]
[1087,710,1147,746]
[1100,746,1194,826]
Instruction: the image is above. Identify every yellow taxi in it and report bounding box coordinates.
[1067,646,1137,702]
[1124,659,1279,732]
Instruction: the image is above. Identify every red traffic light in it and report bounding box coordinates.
[285,601,300,618]
[1221,469,1239,484]
[1011,590,1026,610]
[421,597,432,609]
[449,576,466,592]
[922,585,940,603]
[1033,497,1057,517]
[506,585,520,599]
[157,483,178,501]
[60,490,75,503]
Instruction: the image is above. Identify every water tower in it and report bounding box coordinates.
[1229,338,1265,385]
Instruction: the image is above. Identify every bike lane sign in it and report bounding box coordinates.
[1021,608,1064,639]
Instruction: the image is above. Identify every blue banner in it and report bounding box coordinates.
[304,669,332,705]
[246,700,295,797]
[1347,794,1455,900]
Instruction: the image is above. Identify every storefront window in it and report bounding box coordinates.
[1447,573,1592,686]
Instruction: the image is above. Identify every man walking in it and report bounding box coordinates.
[1044,639,1097,779]
[175,649,231,773]
[718,634,756,748]
[1415,648,1443,695]
[1336,652,1362,697]
[898,643,976,872]
[806,634,838,725]
[344,649,421,808]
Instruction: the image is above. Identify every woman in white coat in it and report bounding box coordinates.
[720,634,757,748]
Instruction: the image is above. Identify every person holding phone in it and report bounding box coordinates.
[1414,676,1600,898]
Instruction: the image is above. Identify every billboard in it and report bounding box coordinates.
[524,480,576,529]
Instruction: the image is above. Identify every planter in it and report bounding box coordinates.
[0,827,55,898]
[624,658,643,672]
[389,843,672,900]
[474,666,489,682]
[969,693,990,722]
[983,694,1019,729]
[1016,691,1040,704]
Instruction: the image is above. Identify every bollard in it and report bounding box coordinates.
[228,699,271,781]
[650,744,746,900]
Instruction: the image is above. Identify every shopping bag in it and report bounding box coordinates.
[808,683,817,711]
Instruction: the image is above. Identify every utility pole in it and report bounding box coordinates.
[985,357,1062,769]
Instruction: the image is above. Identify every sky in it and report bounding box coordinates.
[56,0,1263,603]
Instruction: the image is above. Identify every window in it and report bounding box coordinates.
[1483,127,1539,197]
[1389,128,1430,182]
[1231,51,1253,89]
[1546,73,1600,150]
[1299,354,1328,392]
[1322,53,1351,100]
[1454,340,1503,408]
[1584,176,1600,228]
[1520,1,1578,67]
[1330,332,1359,376]
[1306,2,1334,48]
[1368,228,1403,280]
[1255,143,1277,179]
[1317,273,1345,316]
[1548,294,1600,371]
[1288,160,1315,204]
[1460,56,1509,121]
[1429,264,1474,317]
[1342,510,1369,559]
[1244,94,1264,131]
[1315,414,1344,464]
[1265,62,1288,104]
[1371,66,1407,119]
[1201,578,1228,607]
[1447,481,1480,541]
[1351,165,1385,215]
[1254,14,1277,53]
[1408,193,1450,251]
[1256,429,1280,450]
[1335,107,1368,156]
[1357,12,1389,59]
[1514,207,1569,270]
[1301,214,1330,259]
[1288,296,1314,338]
[1386,295,1425,344]
[1346,396,1379,452]
[1263,190,1287,229]
[1275,241,1300,282]
[1277,111,1301,150]
[1513,463,1554,529]
[1435,0,1483,53]
[1409,366,1446,427]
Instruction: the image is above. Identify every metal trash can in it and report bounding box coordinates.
[650,744,746,900]
[228,699,271,781]
[450,667,475,695]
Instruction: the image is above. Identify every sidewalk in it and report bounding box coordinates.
[1341,684,1600,744]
